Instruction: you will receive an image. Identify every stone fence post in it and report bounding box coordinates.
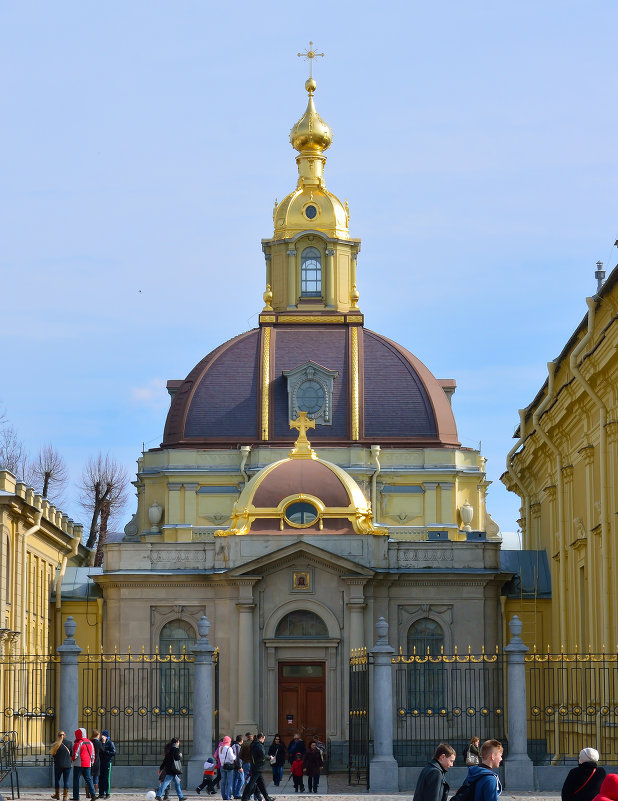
[56,616,82,739]
[188,616,216,787]
[369,617,398,792]
[504,615,534,789]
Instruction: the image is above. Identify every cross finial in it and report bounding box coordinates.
[289,412,317,459]
[297,41,325,79]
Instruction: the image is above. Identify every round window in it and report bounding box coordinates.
[296,380,325,414]
[304,204,317,220]
[285,501,319,527]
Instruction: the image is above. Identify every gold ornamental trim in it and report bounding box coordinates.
[261,327,271,440]
[260,315,276,323]
[347,315,363,323]
[277,315,345,324]
[351,326,359,439]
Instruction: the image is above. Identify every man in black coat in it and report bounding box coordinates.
[413,743,456,801]
[241,733,273,801]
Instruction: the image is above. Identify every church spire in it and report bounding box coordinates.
[260,50,362,321]
[289,78,333,189]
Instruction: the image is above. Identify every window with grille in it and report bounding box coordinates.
[159,619,195,712]
[301,247,322,297]
[406,618,446,710]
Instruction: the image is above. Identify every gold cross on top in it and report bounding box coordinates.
[289,412,316,459]
[297,41,325,79]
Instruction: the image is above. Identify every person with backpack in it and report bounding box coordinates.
[413,743,455,801]
[71,728,96,801]
[98,730,116,799]
[454,739,503,801]
[562,747,606,801]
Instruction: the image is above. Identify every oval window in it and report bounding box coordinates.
[285,501,319,527]
[305,204,317,219]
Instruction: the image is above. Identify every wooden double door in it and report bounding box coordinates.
[277,661,326,746]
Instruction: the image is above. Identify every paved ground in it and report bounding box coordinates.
[1,773,563,800]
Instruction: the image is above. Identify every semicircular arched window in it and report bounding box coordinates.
[159,619,196,713]
[407,618,445,711]
[275,610,328,638]
[301,247,322,298]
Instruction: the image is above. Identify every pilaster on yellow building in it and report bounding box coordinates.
[503,263,618,652]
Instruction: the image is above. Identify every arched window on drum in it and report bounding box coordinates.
[300,247,322,298]
[159,619,196,712]
[406,618,445,711]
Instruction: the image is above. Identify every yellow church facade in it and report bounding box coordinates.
[503,265,618,653]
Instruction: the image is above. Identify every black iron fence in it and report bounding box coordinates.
[0,648,219,766]
[0,731,19,798]
[79,649,220,766]
[393,648,506,766]
[0,652,57,766]
[348,648,370,788]
[526,650,618,765]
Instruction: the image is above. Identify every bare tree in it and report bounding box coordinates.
[78,453,129,557]
[0,424,33,483]
[32,443,69,500]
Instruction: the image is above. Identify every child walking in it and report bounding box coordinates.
[291,754,305,793]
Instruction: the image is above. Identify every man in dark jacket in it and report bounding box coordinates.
[464,740,503,801]
[98,730,116,799]
[287,734,306,765]
[413,743,456,801]
[240,733,273,801]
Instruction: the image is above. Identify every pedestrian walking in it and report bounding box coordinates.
[290,754,305,793]
[71,728,96,801]
[267,735,286,786]
[562,747,606,801]
[155,737,186,801]
[240,733,274,801]
[98,730,116,799]
[302,741,323,794]
[413,743,455,801]
[51,730,73,801]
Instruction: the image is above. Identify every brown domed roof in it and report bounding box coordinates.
[252,459,350,508]
[161,324,459,448]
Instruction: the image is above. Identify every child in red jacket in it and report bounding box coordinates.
[290,754,305,793]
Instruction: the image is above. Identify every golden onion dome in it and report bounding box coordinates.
[289,78,333,153]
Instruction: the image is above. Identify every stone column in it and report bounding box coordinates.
[348,602,366,652]
[504,615,534,789]
[369,617,398,792]
[325,249,335,307]
[57,616,82,739]
[287,249,297,307]
[236,603,256,729]
[188,616,216,787]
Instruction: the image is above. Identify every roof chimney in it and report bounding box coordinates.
[595,260,605,293]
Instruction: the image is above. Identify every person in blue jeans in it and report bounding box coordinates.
[232,736,245,799]
[217,736,235,801]
[267,735,286,786]
[156,738,186,801]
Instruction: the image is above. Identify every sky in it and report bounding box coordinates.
[2,1,618,543]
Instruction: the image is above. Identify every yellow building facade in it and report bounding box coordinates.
[0,469,88,655]
[503,266,618,652]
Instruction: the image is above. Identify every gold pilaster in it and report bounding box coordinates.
[351,326,359,440]
[261,327,271,440]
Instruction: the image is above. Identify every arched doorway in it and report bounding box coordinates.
[275,610,328,745]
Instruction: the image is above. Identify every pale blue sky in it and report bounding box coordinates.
[2,1,618,539]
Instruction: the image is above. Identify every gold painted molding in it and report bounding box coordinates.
[351,326,359,440]
[277,315,345,324]
[261,327,271,440]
